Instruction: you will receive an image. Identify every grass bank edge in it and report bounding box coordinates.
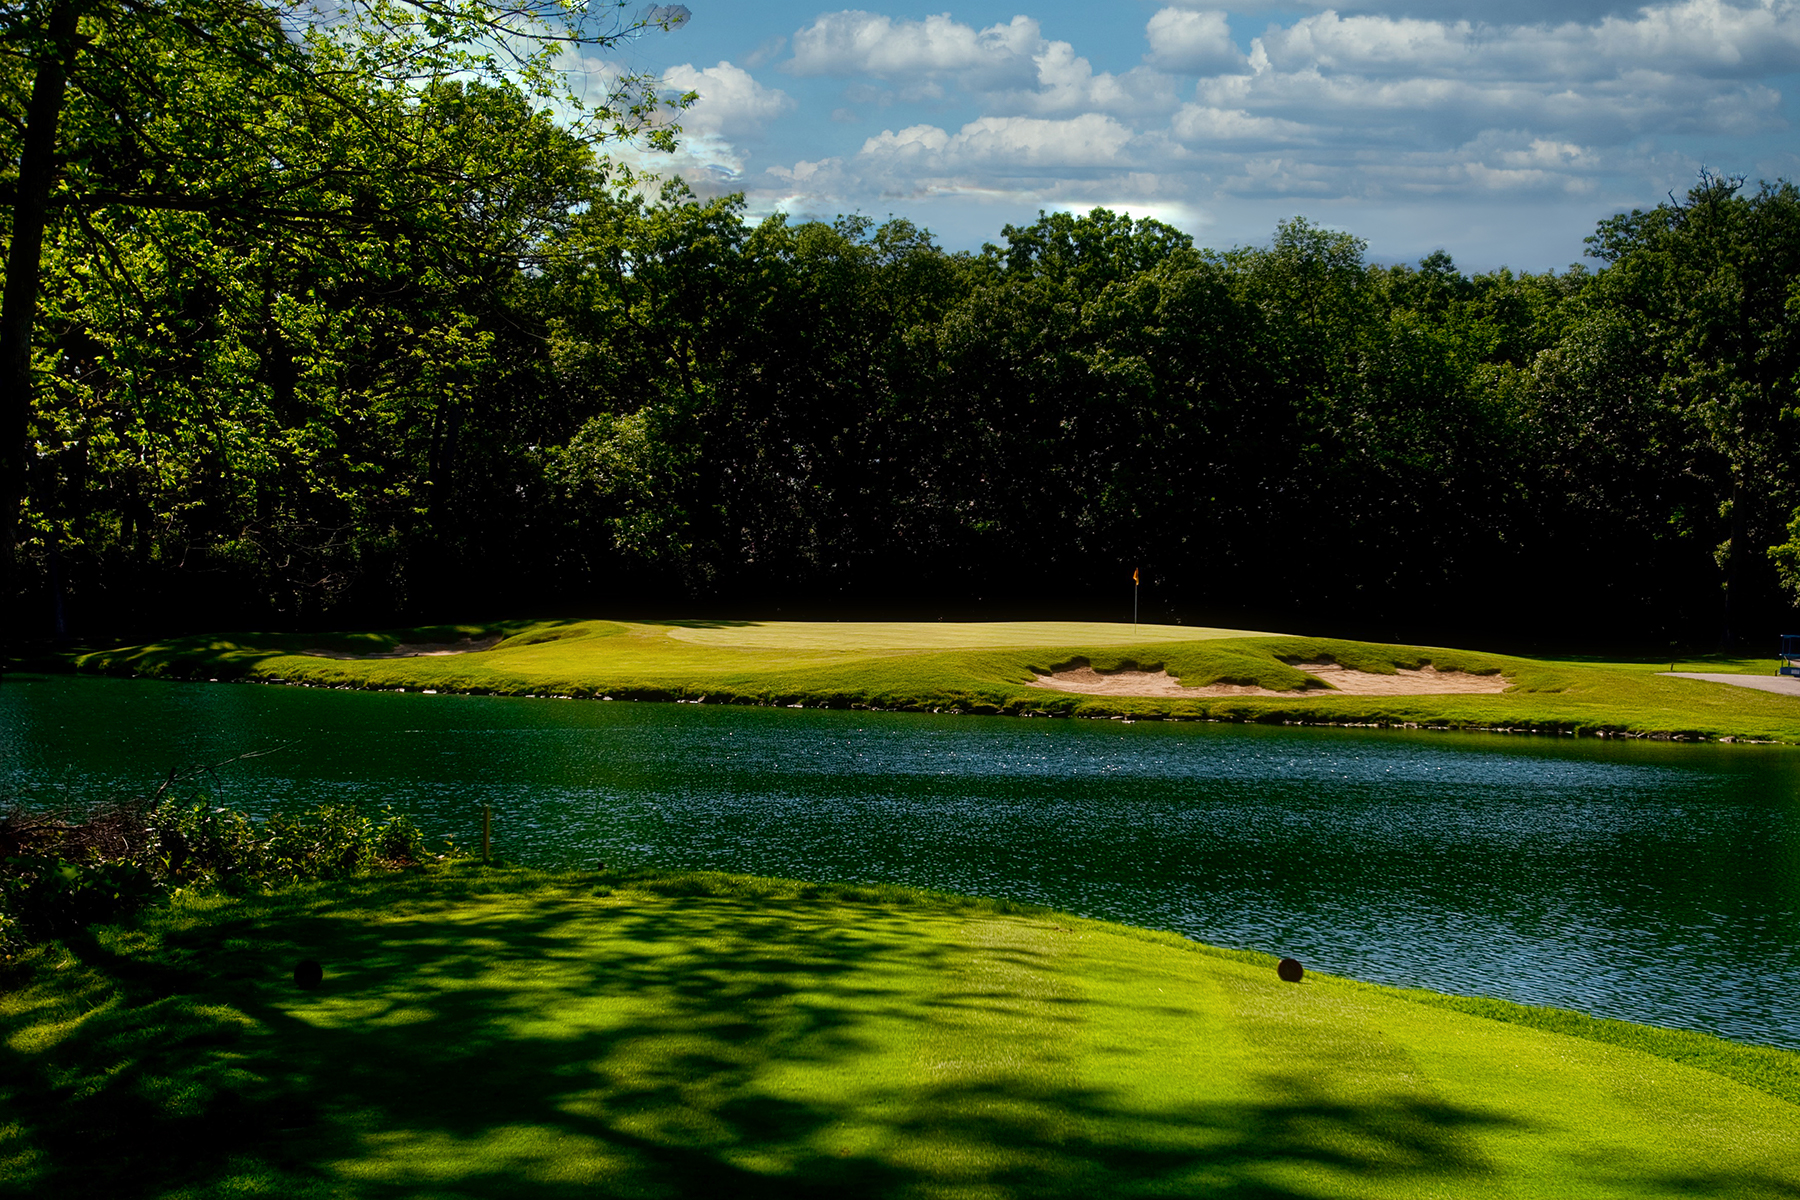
[46,619,1800,743]
[22,861,1800,1114]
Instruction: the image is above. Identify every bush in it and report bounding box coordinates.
[0,856,163,943]
[145,799,445,887]
[0,796,459,954]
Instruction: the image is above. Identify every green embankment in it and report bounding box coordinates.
[2,867,1794,1199]
[62,618,1800,741]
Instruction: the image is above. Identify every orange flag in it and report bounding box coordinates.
[1132,568,1140,585]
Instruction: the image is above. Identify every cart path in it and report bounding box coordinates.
[1661,672,1800,696]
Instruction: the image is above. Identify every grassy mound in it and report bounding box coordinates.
[3,867,1795,1198]
[58,619,1800,741]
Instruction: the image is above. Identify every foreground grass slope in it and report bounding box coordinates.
[63,619,1800,741]
[3,867,1795,1199]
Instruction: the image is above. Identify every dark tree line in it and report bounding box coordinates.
[12,84,1800,649]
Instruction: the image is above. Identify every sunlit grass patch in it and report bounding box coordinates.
[1,866,1796,1198]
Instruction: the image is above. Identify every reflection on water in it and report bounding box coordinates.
[5,675,1798,1047]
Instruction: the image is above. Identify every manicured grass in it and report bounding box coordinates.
[1527,651,1785,676]
[58,618,1800,742]
[3,866,1795,1199]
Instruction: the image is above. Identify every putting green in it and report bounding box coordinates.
[4,868,1795,1198]
[660,620,1270,650]
[64,618,1800,741]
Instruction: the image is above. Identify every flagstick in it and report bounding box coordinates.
[1133,574,1139,631]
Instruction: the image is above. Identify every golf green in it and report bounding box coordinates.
[65,619,1800,741]
[5,867,1795,1198]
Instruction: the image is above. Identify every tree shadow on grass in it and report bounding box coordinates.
[4,873,1791,1199]
[65,621,550,679]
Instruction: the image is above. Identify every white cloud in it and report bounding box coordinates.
[662,61,794,139]
[1145,9,1249,74]
[786,10,1180,117]
[1170,104,1312,142]
[860,114,1139,171]
[774,1,1797,171]
[1199,62,1784,144]
[1025,44,1180,116]
[1253,0,1800,82]
[573,60,791,194]
[733,0,1799,261]
[759,115,1159,206]
[787,11,1043,87]
[1151,0,1797,152]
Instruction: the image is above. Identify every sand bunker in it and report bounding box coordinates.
[304,634,505,660]
[1295,662,1510,695]
[1030,662,1509,698]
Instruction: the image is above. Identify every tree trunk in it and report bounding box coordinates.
[0,1,80,649]
[1723,475,1746,649]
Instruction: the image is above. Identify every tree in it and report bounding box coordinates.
[542,186,972,602]
[1583,173,1800,643]
[27,76,594,625]
[1,0,683,620]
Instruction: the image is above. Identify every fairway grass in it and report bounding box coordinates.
[3,867,1795,1199]
[61,618,1800,742]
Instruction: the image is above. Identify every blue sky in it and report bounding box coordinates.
[594,1,1800,270]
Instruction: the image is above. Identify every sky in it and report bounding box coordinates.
[587,0,1800,271]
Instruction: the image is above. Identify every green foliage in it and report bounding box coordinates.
[30,69,598,621]
[2,0,691,624]
[16,149,1800,641]
[1770,507,1800,602]
[0,856,163,945]
[146,799,430,889]
[0,797,449,954]
[1576,173,1800,637]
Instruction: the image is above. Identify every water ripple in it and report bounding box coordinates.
[3,678,1797,1047]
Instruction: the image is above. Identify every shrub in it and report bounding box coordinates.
[0,795,459,953]
[0,856,163,943]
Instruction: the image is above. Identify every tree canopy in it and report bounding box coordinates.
[0,0,683,619]
[5,15,1798,650]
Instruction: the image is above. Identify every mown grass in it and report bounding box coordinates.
[56,618,1800,741]
[2,866,1794,1199]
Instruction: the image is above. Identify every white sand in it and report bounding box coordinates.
[1029,662,1510,698]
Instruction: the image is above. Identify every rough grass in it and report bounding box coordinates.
[2,866,1794,1199]
[56,619,1800,741]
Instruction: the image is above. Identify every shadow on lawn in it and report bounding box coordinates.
[63,621,547,679]
[3,873,1790,1200]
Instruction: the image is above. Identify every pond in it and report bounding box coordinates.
[5,674,1798,1049]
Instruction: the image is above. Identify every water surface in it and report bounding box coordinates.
[5,675,1797,1048]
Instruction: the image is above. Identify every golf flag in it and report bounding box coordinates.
[1133,568,1140,585]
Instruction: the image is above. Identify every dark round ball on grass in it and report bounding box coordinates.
[1276,957,1304,983]
[294,959,324,990]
